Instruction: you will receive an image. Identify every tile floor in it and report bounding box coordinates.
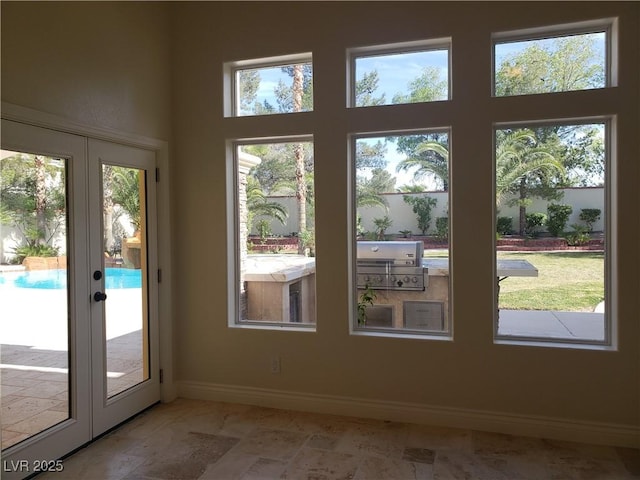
[34,398,640,480]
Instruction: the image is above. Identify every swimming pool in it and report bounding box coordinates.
[0,268,142,289]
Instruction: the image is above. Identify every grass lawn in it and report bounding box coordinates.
[497,251,604,312]
[422,249,604,312]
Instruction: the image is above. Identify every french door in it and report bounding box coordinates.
[0,120,159,479]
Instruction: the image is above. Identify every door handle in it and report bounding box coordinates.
[93,291,108,302]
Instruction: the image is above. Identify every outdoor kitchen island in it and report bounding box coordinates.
[357,241,538,332]
[244,255,316,324]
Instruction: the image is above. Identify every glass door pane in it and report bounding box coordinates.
[102,165,149,398]
[0,150,70,449]
[89,138,158,438]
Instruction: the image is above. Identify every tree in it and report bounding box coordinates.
[495,35,605,96]
[355,70,386,107]
[392,65,447,104]
[397,184,427,194]
[495,34,606,187]
[396,140,449,190]
[111,167,142,232]
[353,139,392,235]
[495,129,565,235]
[238,69,260,115]
[403,194,437,235]
[275,64,313,113]
[355,174,389,212]
[246,176,288,232]
[0,153,66,252]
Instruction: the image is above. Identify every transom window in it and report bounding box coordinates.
[225,53,313,117]
[348,40,451,108]
[493,21,613,96]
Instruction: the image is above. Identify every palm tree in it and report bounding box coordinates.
[396,141,449,190]
[111,166,141,231]
[496,129,565,235]
[396,130,565,236]
[246,176,288,232]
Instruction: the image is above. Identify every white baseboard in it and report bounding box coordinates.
[177,380,639,449]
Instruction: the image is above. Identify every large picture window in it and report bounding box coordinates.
[232,139,316,328]
[352,131,451,337]
[494,121,609,344]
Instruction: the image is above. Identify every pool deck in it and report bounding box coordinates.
[1,285,144,450]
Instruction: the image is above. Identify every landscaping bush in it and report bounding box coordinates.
[546,204,573,237]
[497,216,513,236]
[435,217,448,240]
[257,219,271,243]
[373,216,393,240]
[566,224,591,246]
[403,195,437,235]
[525,212,547,237]
[14,244,60,263]
[579,208,601,232]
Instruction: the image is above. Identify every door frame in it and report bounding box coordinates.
[1,102,175,402]
[1,119,92,476]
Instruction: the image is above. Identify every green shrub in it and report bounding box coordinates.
[546,204,573,237]
[257,219,271,243]
[373,216,393,240]
[435,217,448,240]
[565,224,591,246]
[579,208,601,232]
[403,195,437,235]
[14,244,60,263]
[496,216,513,236]
[525,212,547,237]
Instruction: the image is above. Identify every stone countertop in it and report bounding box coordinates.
[422,258,538,277]
[244,255,316,282]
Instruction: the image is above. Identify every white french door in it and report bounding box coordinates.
[1,120,160,479]
[88,138,159,436]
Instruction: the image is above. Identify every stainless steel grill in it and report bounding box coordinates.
[356,241,426,291]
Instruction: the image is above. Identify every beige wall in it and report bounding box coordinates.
[1,1,171,140]
[2,1,638,440]
[171,1,639,430]
[261,188,605,236]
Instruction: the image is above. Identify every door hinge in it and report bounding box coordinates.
[158,269,162,283]
[159,369,164,384]
[155,167,160,182]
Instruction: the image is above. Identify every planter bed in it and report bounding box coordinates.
[248,237,299,253]
[391,235,604,252]
[495,237,604,251]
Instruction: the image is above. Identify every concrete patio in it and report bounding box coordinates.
[498,309,605,342]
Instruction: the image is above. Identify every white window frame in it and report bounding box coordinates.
[223,52,313,117]
[347,38,452,108]
[492,117,615,348]
[227,135,317,331]
[348,128,453,340]
[491,18,618,97]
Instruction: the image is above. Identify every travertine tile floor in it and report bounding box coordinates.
[37,398,640,480]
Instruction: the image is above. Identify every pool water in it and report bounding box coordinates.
[0,268,142,289]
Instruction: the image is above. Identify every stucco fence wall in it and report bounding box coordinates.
[253,187,605,237]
